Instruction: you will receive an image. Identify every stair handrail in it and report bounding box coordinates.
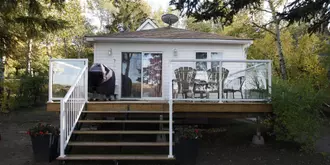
[59,60,88,158]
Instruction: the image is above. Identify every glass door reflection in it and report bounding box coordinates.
[121,52,142,98]
[142,53,162,97]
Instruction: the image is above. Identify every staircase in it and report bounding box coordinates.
[57,109,175,163]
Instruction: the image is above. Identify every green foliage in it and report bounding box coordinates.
[0,0,94,112]
[1,75,48,112]
[171,0,330,33]
[186,17,215,33]
[248,29,328,84]
[270,77,329,152]
[105,0,151,33]
[223,12,263,39]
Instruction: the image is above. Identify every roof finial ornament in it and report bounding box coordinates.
[161,14,178,28]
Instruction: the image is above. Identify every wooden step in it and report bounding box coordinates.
[57,154,175,160]
[73,130,172,135]
[68,142,173,146]
[78,120,172,124]
[82,110,168,114]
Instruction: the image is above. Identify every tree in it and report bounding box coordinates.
[0,0,67,111]
[223,11,263,39]
[186,17,223,33]
[151,8,166,27]
[170,0,330,33]
[248,28,328,84]
[105,0,151,33]
[171,0,304,80]
[0,0,94,112]
[88,0,116,32]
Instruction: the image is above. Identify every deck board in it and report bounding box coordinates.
[57,154,174,160]
[73,130,172,134]
[68,142,172,146]
[47,101,272,115]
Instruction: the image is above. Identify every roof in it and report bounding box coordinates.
[136,18,159,31]
[86,27,253,44]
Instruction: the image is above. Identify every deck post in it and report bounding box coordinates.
[84,59,88,102]
[168,62,174,158]
[218,61,223,103]
[60,99,65,157]
[267,61,272,101]
[168,100,173,158]
[48,60,53,102]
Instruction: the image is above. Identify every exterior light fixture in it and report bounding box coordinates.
[108,49,112,56]
[173,49,178,57]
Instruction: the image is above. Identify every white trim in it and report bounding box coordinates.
[171,59,272,63]
[136,19,159,31]
[48,61,53,102]
[85,37,253,45]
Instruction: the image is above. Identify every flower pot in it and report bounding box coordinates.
[174,138,199,165]
[50,135,59,162]
[30,134,58,162]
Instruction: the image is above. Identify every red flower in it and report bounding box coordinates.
[194,129,199,133]
[39,131,43,135]
[27,131,30,135]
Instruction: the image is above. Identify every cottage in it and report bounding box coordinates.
[48,18,272,162]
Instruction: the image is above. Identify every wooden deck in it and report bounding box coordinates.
[47,101,272,118]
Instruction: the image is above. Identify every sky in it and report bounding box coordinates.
[145,0,170,11]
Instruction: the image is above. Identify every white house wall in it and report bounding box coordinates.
[93,42,246,99]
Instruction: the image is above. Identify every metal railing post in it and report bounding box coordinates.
[168,62,174,158]
[84,60,88,102]
[60,99,65,157]
[48,60,53,102]
[218,61,223,103]
[268,61,272,100]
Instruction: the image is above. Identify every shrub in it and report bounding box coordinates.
[1,75,48,112]
[270,77,329,152]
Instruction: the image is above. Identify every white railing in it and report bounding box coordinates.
[48,59,88,158]
[48,59,87,102]
[168,59,272,158]
[169,59,272,102]
[168,62,174,158]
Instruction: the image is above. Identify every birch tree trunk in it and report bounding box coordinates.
[269,0,288,80]
[26,39,33,75]
[46,37,52,58]
[64,38,68,58]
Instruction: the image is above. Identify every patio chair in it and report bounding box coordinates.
[223,76,246,99]
[206,67,229,99]
[173,67,197,99]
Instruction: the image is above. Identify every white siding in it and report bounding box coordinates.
[93,42,246,100]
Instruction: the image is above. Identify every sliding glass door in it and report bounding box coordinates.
[121,52,162,99]
[121,52,142,98]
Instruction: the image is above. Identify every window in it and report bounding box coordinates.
[211,52,223,70]
[196,52,207,71]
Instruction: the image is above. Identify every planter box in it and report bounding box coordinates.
[174,139,199,165]
[30,134,59,162]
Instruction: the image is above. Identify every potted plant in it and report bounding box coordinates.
[27,123,59,162]
[174,126,202,165]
